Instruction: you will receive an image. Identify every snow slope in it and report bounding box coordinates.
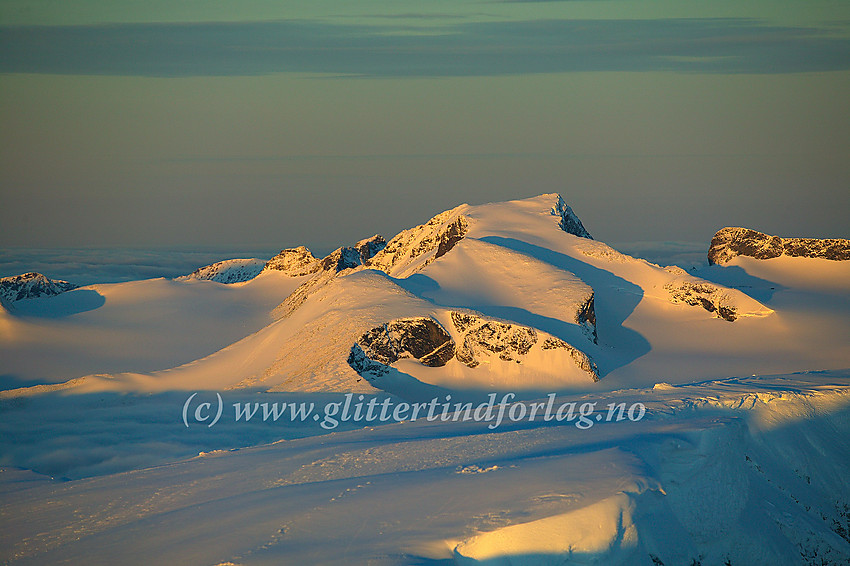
[1,371,848,565]
[0,270,305,389]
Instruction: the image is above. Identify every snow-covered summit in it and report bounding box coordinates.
[177,258,266,284]
[263,246,322,276]
[0,272,77,303]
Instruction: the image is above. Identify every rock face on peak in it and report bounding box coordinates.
[0,272,77,303]
[264,246,322,276]
[179,258,266,284]
[355,235,387,264]
[367,206,470,277]
[708,227,850,265]
[551,195,592,239]
[320,247,363,273]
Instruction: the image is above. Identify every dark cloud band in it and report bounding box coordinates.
[1,18,849,77]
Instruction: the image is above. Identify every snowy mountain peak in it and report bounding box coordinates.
[0,272,77,303]
[367,204,470,278]
[178,258,266,284]
[708,227,850,265]
[264,246,322,276]
[551,194,592,239]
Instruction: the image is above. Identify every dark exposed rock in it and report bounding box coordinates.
[450,311,479,333]
[356,235,387,264]
[347,317,455,380]
[551,195,592,239]
[708,227,850,265]
[664,280,737,322]
[320,247,362,273]
[0,272,77,303]
[434,217,469,259]
[576,293,598,343]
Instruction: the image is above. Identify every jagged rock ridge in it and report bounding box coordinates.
[0,272,77,303]
[366,206,470,277]
[708,227,850,265]
[551,195,592,239]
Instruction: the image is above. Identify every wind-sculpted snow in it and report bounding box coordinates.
[708,227,850,265]
[177,258,266,284]
[0,272,77,303]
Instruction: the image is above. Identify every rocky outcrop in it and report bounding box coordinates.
[664,280,737,322]
[451,312,599,380]
[452,312,537,367]
[708,227,850,265]
[576,293,598,343]
[347,312,600,382]
[367,207,470,277]
[179,258,266,284]
[347,318,455,379]
[264,246,322,276]
[0,272,77,303]
[551,195,592,239]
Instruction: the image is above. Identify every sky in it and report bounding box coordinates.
[1,0,849,254]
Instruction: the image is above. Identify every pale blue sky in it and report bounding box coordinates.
[1,1,848,249]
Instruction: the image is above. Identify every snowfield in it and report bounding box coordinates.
[1,194,849,565]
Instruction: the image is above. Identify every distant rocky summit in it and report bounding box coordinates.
[0,272,77,303]
[708,227,850,265]
[179,258,266,284]
[264,246,322,276]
